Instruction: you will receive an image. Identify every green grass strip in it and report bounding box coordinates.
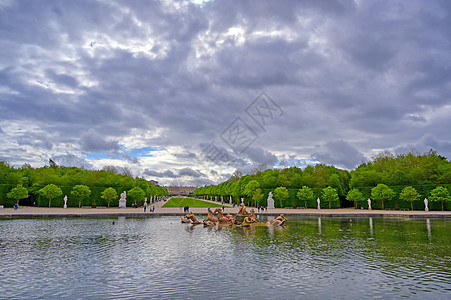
[163,198,226,208]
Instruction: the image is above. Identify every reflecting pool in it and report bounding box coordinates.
[0,216,450,299]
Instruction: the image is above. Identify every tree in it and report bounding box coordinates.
[102,165,118,174]
[371,184,395,210]
[101,187,118,208]
[229,170,243,182]
[71,185,91,208]
[328,174,344,197]
[252,188,263,207]
[429,186,450,211]
[399,186,420,211]
[274,187,289,208]
[128,187,145,206]
[39,184,63,207]
[346,188,364,209]
[243,180,260,202]
[7,184,28,205]
[297,186,314,208]
[322,186,339,209]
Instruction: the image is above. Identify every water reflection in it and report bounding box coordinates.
[369,217,374,238]
[0,216,449,299]
[318,217,322,235]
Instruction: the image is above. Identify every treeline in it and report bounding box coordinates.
[194,150,451,211]
[0,162,168,207]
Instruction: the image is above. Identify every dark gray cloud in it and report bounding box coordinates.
[311,140,367,170]
[0,0,449,184]
[51,154,94,169]
[79,129,119,152]
[144,169,177,178]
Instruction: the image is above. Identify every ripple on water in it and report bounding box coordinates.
[0,216,450,299]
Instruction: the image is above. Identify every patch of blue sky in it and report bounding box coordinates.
[125,146,159,158]
[85,153,109,160]
[85,146,160,161]
[274,158,317,168]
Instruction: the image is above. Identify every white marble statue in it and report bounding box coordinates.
[119,191,127,208]
[367,198,372,210]
[317,198,321,210]
[424,198,429,212]
[63,195,68,209]
[229,195,232,204]
[267,192,275,209]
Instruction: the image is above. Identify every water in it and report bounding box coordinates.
[0,216,450,299]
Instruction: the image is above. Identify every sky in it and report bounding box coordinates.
[0,0,450,187]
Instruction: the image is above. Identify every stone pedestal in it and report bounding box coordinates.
[119,200,126,208]
[267,192,275,209]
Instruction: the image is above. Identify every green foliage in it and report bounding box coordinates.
[243,180,260,200]
[322,186,339,209]
[39,184,63,207]
[101,187,118,207]
[274,187,289,208]
[252,188,263,207]
[346,188,364,209]
[297,186,315,208]
[371,184,395,210]
[71,185,91,208]
[351,150,450,188]
[7,184,29,205]
[399,186,420,210]
[429,186,450,211]
[127,187,145,206]
[163,198,224,208]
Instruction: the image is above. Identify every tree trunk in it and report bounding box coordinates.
[108,201,110,208]
[382,200,385,210]
[305,200,307,208]
[329,202,331,209]
[49,198,51,208]
[411,201,413,211]
[442,201,444,211]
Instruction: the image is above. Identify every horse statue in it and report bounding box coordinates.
[181,214,192,223]
[214,208,233,224]
[185,213,202,224]
[267,214,288,226]
[205,208,219,223]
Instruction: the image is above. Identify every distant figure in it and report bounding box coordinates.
[222,205,225,212]
[317,198,321,210]
[144,201,147,212]
[424,198,429,212]
[367,198,372,210]
[152,206,155,212]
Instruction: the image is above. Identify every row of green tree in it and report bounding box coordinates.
[194,150,451,210]
[0,161,167,207]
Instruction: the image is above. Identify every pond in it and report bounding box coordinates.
[0,216,449,299]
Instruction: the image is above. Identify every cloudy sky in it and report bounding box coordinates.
[1,0,450,186]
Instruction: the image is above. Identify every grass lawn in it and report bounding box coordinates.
[163,198,226,208]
